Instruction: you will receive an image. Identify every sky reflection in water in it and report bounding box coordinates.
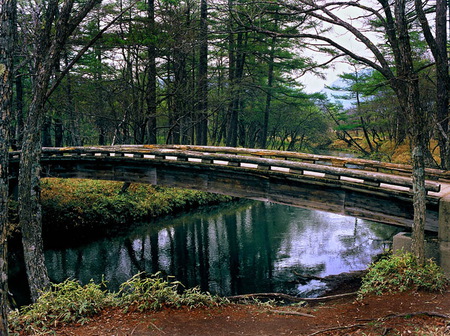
[45,201,402,298]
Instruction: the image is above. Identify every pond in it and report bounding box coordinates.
[10,200,402,305]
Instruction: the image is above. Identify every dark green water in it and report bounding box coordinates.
[39,201,401,299]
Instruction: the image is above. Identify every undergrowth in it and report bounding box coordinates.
[358,252,448,298]
[9,272,225,335]
[38,178,233,241]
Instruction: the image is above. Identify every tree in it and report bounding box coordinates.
[415,0,449,169]
[327,63,376,154]
[196,0,208,145]
[18,0,101,302]
[249,0,439,263]
[0,0,16,331]
[146,0,157,144]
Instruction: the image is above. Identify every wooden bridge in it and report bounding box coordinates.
[8,145,450,241]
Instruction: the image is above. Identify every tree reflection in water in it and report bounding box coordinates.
[42,201,401,298]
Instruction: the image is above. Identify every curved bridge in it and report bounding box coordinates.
[8,145,450,238]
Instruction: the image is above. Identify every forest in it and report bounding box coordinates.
[0,0,449,334]
[5,0,447,155]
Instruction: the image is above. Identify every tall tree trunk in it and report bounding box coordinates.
[54,116,63,147]
[64,51,81,146]
[226,0,237,147]
[0,0,16,332]
[146,0,157,144]
[226,29,246,147]
[42,115,52,147]
[261,35,276,149]
[196,0,208,145]
[18,0,101,302]
[19,71,51,302]
[415,0,449,169]
[395,0,426,264]
[13,74,23,150]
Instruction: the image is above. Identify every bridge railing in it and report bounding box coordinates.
[137,145,450,183]
[25,146,441,196]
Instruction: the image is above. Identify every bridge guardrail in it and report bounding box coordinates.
[16,146,441,196]
[137,145,450,182]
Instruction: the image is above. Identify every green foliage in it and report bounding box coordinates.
[9,279,114,335]
[358,253,448,298]
[117,272,223,312]
[117,272,183,311]
[9,273,224,334]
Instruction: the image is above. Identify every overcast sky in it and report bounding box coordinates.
[298,3,375,94]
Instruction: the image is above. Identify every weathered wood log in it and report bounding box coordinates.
[36,147,441,193]
[133,145,450,181]
[226,292,358,303]
[268,310,316,318]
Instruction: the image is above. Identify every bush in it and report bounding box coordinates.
[9,279,114,335]
[117,272,223,312]
[117,272,183,311]
[358,252,448,298]
[9,273,224,334]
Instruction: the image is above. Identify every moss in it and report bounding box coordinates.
[39,178,233,244]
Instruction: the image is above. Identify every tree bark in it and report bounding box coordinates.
[196,0,208,145]
[0,0,15,331]
[18,0,101,302]
[395,0,426,263]
[226,0,238,147]
[414,0,449,169]
[13,74,23,150]
[261,35,276,149]
[19,72,52,302]
[145,0,157,144]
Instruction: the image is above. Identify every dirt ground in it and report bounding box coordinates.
[50,290,450,336]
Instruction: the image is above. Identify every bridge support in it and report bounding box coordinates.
[439,242,450,276]
[438,194,450,242]
[392,194,450,276]
[438,195,450,276]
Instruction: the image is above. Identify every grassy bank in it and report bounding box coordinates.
[23,178,233,244]
[9,273,225,335]
[9,253,448,335]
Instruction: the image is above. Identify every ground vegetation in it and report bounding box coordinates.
[39,178,233,243]
[8,253,449,335]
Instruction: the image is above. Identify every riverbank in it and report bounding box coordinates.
[25,289,450,335]
[9,258,450,335]
[9,178,450,335]
[9,178,234,246]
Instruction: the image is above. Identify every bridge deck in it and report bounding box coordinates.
[9,145,449,233]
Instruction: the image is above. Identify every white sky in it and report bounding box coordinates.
[301,60,353,94]
[298,3,377,94]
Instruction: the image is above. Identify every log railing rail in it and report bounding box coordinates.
[141,145,450,182]
[9,145,450,234]
[8,145,441,197]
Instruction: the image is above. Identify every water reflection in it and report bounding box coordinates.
[44,201,401,298]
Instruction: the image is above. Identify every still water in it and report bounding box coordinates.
[41,201,401,298]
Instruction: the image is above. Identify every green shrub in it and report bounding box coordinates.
[117,272,222,312]
[117,272,183,311]
[9,272,225,334]
[358,252,448,298]
[179,287,226,309]
[9,279,115,335]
